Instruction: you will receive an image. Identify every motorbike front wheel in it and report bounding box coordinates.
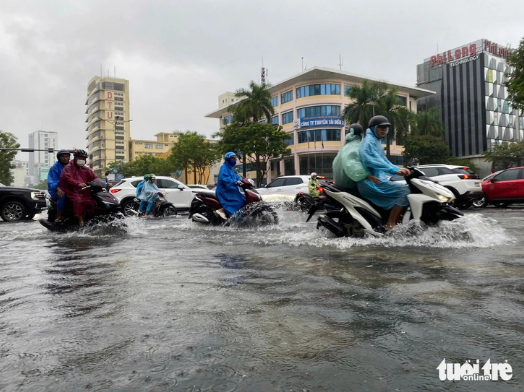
[162,205,177,217]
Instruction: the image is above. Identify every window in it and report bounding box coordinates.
[344,85,352,97]
[419,167,439,177]
[284,134,294,145]
[281,90,293,104]
[271,115,279,125]
[115,97,124,102]
[224,115,233,125]
[145,143,153,149]
[271,96,279,107]
[155,144,163,149]
[297,129,341,143]
[282,111,294,125]
[296,84,341,98]
[397,96,407,106]
[495,169,520,182]
[297,105,341,118]
[285,177,303,186]
[267,178,286,188]
[157,179,179,189]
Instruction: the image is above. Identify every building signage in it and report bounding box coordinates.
[297,116,344,129]
[428,39,511,68]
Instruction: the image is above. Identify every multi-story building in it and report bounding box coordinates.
[10,160,29,187]
[416,39,522,172]
[206,66,434,181]
[129,133,178,160]
[27,130,57,185]
[85,76,131,176]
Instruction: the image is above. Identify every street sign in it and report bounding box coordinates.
[113,169,118,173]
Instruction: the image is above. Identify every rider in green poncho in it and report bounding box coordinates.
[333,124,379,189]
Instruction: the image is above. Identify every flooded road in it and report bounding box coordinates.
[1,207,523,391]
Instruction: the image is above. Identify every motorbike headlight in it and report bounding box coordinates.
[436,193,453,203]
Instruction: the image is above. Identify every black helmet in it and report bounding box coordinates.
[349,123,364,137]
[73,149,88,158]
[56,149,71,160]
[368,115,391,129]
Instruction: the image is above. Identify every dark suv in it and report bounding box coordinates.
[0,185,47,221]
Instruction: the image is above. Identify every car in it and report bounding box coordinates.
[256,175,311,196]
[109,176,215,215]
[0,185,47,221]
[473,167,524,208]
[411,164,483,209]
[187,184,210,190]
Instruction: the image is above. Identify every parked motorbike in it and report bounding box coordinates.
[39,178,125,232]
[189,179,278,225]
[307,167,464,237]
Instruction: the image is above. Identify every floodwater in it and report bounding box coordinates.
[1,206,523,392]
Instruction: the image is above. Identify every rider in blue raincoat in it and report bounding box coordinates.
[47,149,71,222]
[138,174,161,216]
[215,152,245,219]
[357,116,411,230]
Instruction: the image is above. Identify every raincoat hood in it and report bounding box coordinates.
[345,129,361,144]
[369,125,389,139]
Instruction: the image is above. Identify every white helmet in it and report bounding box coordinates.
[311,172,317,178]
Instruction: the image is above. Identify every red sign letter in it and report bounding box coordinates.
[430,56,437,67]
[462,46,469,57]
[470,44,476,56]
[107,92,113,99]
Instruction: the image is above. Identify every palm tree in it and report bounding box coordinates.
[342,80,376,127]
[375,87,410,159]
[227,81,275,176]
[409,107,445,139]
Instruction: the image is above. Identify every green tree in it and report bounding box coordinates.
[506,37,524,112]
[409,107,445,138]
[34,179,49,190]
[0,131,20,185]
[215,123,291,187]
[483,141,524,169]
[168,131,221,184]
[228,81,275,176]
[343,81,410,158]
[403,135,451,165]
[374,86,410,158]
[342,80,376,127]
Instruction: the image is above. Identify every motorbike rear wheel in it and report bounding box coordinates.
[162,205,177,217]
[294,194,315,212]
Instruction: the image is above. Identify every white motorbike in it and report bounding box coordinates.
[307,167,464,237]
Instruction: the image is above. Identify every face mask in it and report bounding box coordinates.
[227,159,237,167]
[76,159,86,167]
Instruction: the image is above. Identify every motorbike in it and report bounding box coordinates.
[293,185,339,212]
[127,192,177,217]
[307,167,464,237]
[39,178,125,232]
[188,179,279,225]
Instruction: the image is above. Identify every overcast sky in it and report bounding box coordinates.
[1,0,523,160]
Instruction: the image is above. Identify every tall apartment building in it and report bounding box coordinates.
[85,76,131,176]
[207,66,434,181]
[28,130,57,183]
[416,38,522,168]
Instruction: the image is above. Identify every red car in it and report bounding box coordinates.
[474,167,524,208]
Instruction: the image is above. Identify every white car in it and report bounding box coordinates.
[393,164,483,209]
[109,176,215,214]
[256,175,311,196]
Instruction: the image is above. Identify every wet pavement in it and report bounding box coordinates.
[1,206,523,391]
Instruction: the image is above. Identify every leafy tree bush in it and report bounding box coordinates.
[0,131,20,185]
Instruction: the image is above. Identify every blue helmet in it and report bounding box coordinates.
[224,152,237,160]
